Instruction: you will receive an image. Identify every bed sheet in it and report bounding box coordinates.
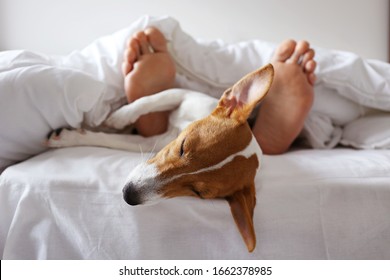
[1,147,389,259]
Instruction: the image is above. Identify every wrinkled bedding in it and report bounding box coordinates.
[1,15,390,259]
[1,15,390,170]
[1,147,390,259]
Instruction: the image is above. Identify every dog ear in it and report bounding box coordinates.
[213,63,274,123]
[226,183,256,252]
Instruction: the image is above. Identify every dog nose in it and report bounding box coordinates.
[122,183,142,206]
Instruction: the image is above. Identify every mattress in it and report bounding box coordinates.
[1,147,389,259]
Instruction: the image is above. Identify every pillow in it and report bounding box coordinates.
[340,113,390,149]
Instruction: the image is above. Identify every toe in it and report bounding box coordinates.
[272,39,296,62]
[128,39,140,59]
[135,31,152,54]
[124,38,140,61]
[305,60,317,85]
[125,37,141,59]
[122,41,139,76]
[122,61,129,76]
[145,27,168,52]
[122,61,132,77]
[288,40,310,64]
[308,72,317,85]
[301,49,315,69]
[304,60,317,74]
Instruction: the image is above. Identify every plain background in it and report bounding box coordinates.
[0,0,389,61]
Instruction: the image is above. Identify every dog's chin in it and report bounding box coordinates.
[132,198,162,207]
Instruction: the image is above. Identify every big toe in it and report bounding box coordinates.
[287,40,310,64]
[145,27,168,53]
[272,39,297,62]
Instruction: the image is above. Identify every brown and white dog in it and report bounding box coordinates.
[47,63,274,252]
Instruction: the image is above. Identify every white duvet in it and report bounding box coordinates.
[1,15,390,170]
[1,15,390,259]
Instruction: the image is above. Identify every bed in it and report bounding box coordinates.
[1,4,390,260]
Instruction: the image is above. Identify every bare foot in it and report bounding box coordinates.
[123,27,176,136]
[252,40,317,154]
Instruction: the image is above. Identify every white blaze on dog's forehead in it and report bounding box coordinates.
[167,135,262,182]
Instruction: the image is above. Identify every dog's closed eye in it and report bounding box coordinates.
[191,187,203,198]
[179,138,186,157]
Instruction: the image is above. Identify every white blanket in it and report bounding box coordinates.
[1,15,390,171]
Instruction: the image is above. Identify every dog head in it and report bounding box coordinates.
[123,64,274,252]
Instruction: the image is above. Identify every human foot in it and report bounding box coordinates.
[123,27,176,136]
[252,40,317,154]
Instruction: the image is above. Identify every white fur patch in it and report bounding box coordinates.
[125,162,162,204]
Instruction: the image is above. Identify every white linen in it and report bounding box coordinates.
[0,52,124,171]
[1,15,390,171]
[1,15,390,260]
[1,147,389,259]
[340,113,390,149]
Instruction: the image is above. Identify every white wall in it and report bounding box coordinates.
[0,0,388,61]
